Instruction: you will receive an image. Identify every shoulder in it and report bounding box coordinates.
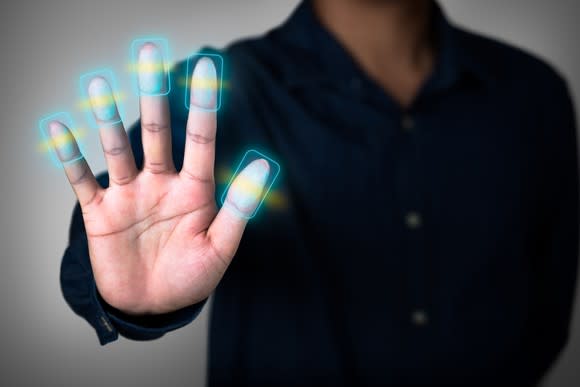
[454,26,569,95]
[224,30,295,87]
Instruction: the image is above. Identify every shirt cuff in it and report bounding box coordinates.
[93,286,207,344]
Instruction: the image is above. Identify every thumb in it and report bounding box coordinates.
[206,158,270,261]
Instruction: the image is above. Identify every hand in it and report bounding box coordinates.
[48,43,270,315]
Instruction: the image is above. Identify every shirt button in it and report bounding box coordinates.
[401,114,415,131]
[404,211,422,229]
[411,309,429,326]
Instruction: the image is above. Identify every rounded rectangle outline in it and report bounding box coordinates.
[79,68,124,129]
[184,52,224,112]
[129,37,172,97]
[38,111,86,167]
[220,149,281,219]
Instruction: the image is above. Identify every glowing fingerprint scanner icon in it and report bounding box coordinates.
[184,53,224,112]
[129,37,172,96]
[220,150,281,219]
[78,68,125,128]
[38,112,86,167]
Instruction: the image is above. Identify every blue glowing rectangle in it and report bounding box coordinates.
[130,37,172,96]
[184,52,224,112]
[79,68,124,129]
[220,149,281,219]
[38,111,86,168]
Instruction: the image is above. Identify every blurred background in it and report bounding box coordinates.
[0,0,579,386]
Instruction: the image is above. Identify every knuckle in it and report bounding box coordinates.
[69,166,90,186]
[180,169,213,184]
[111,174,135,186]
[142,122,170,133]
[144,162,170,174]
[187,130,215,145]
[103,144,129,156]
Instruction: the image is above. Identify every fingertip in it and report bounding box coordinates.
[194,57,216,73]
[225,158,271,217]
[88,76,118,122]
[48,120,66,138]
[137,42,166,95]
[244,158,271,180]
[46,120,80,162]
[140,42,158,51]
[139,42,162,61]
[254,158,270,174]
[87,76,112,96]
[190,57,218,109]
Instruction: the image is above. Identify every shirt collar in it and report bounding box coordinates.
[273,0,493,90]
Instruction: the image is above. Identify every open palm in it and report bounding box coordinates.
[49,43,269,315]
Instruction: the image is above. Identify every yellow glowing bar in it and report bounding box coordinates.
[126,62,169,73]
[266,190,288,209]
[217,167,287,210]
[77,92,125,110]
[177,77,230,89]
[231,173,266,198]
[38,127,87,152]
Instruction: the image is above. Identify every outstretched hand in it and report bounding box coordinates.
[49,43,269,315]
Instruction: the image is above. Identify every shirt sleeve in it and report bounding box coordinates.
[522,72,579,382]
[59,57,209,345]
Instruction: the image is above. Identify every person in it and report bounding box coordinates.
[53,0,578,385]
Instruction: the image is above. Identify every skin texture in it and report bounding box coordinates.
[49,43,269,315]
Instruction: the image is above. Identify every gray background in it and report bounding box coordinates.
[0,0,579,386]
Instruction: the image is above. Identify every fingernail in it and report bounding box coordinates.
[227,159,270,216]
[138,43,166,95]
[48,121,80,162]
[191,57,217,109]
[88,77,118,122]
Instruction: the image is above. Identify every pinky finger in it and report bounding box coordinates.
[48,121,101,207]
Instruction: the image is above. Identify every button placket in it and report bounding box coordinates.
[401,114,415,132]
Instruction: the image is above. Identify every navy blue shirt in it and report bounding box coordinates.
[60,1,579,385]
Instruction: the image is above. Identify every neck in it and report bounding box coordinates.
[311,0,435,107]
